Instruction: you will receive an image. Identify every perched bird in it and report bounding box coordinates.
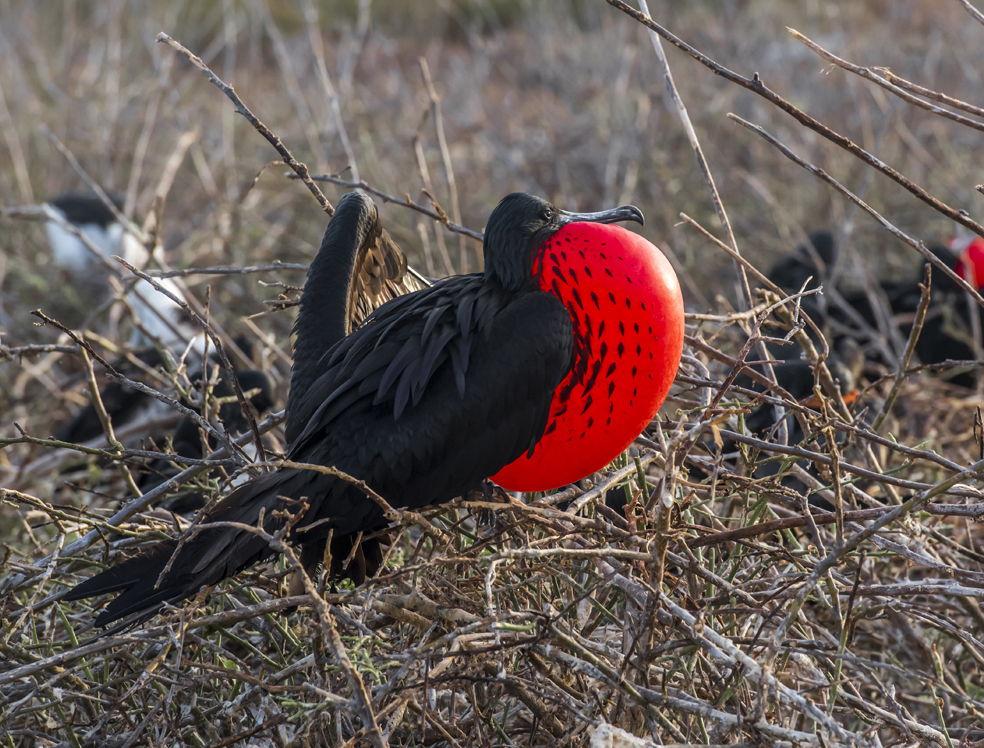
[65,193,684,628]
[44,195,274,513]
[765,229,837,332]
[45,192,205,444]
[838,240,983,387]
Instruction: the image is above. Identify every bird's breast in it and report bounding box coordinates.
[493,222,684,491]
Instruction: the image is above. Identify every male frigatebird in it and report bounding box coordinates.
[289,190,683,583]
[65,192,684,628]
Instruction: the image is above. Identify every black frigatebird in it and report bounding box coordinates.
[65,192,684,628]
[901,238,984,388]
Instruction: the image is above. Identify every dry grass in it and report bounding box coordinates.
[3,0,984,746]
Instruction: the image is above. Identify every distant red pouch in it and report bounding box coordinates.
[957,237,984,289]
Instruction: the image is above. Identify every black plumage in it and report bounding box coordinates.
[48,192,122,228]
[56,340,271,447]
[65,192,642,629]
[832,242,983,387]
[766,229,837,333]
[56,347,173,445]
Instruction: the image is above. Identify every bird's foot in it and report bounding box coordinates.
[474,480,510,532]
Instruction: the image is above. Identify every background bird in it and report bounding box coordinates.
[42,195,274,512]
[45,192,200,351]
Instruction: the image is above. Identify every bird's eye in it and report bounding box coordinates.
[539,208,552,221]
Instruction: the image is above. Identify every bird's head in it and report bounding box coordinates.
[483,193,644,291]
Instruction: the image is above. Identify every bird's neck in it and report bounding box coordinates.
[485,236,553,294]
[290,237,360,409]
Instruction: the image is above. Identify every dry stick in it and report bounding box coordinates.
[550,452,659,513]
[0,77,33,203]
[412,125,456,276]
[143,128,199,245]
[76,346,141,497]
[635,0,747,306]
[791,30,984,136]
[0,436,236,470]
[303,0,361,183]
[956,0,984,27]
[871,265,932,433]
[654,593,869,746]
[114,258,265,463]
[205,716,289,748]
[707,426,984,499]
[257,4,325,172]
[593,554,856,745]
[632,3,790,657]
[156,32,333,216]
[124,76,165,220]
[149,262,308,279]
[764,293,862,448]
[296,173,484,244]
[0,343,80,358]
[880,68,984,120]
[605,0,984,286]
[684,505,983,550]
[420,58,468,273]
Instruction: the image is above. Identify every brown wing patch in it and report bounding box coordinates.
[348,229,429,332]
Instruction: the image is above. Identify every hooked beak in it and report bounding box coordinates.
[557,204,644,227]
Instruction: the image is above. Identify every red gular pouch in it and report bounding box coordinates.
[955,236,984,290]
[493,222,685,491]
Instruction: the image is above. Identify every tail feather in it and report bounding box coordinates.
[63,541,178,602]
[65,470,308,628]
